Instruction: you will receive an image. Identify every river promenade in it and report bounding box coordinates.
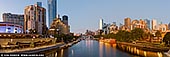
[116,41,169,57]
[0,38,80,54]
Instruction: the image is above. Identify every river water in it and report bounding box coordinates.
[56,40,136,57]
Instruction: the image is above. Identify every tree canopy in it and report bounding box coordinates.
[163,32,170,46]
[96,28,147,42]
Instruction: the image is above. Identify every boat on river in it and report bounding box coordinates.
[100,39,116,44]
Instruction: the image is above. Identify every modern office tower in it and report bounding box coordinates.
[24,3,46,34]
[99,19,103,29]
[144,19,150,29]
[37,2,42,7]
[113,22,116,25]
[124,18,131,29]
[48,0,57,27]
[169,23,170,30]
[152,19,157,30]
[2,13,24,26]
[62,15,68,25]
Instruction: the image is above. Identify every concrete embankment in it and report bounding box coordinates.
[116,42,169,57]
[59,39,81,49]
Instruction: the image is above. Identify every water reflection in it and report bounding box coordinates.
[56,40,132,57]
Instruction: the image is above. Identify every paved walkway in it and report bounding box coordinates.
[0,42,64,53]
[117,42,169,52]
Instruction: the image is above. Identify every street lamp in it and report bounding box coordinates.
[56,29,59,35]
[56,29,61,42]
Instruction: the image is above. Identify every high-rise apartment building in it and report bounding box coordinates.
[152,19,157,30]
[24,3,46,34]
[3,13,24,26]
[48,0,57,27]
[124,18,131,29]
[99,19,103,29]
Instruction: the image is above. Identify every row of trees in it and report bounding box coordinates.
[94,28,162,42]
[163,32,170,46]
[54,33,80,43]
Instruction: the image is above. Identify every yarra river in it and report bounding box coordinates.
[56,40,136,57]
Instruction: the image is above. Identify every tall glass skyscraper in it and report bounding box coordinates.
[48,0,57,27]
[144,19,150,29]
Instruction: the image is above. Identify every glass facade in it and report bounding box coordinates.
[48,0,57,27]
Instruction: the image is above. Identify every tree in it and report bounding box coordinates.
[155,30,162,40]
[93,35,102,38]
[115,30,131,42]
[29,29,33,34]
[29,29,37,34]
[163,32,170,46]
[131,28,145,40]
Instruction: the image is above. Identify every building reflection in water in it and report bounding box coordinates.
[99,41,117,57]
[54,40,132,57]
[99,41,103,57]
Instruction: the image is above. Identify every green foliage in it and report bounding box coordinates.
[93,35,103,38]
[115,30,131,42]
[101,28,147,42]
[131,28,145,40]
[29,29,37,34]
[155,30,161,37]
[163,32,170,46]
[54,33,79,42]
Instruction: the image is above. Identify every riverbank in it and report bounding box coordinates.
[0,38,81,53]
[56,40,133,57]
[116,42,169,57]
[59,39,81,49]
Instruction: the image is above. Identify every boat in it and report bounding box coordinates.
[102,39,116,44]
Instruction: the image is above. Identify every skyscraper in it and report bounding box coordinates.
[48,0,57,27]
[24,3,46,34]
[99,19,103,29]
[124,18,131,29]
[152,19,157,30]
[37,2,42,7]
[144,19,150,29]
[62,15,68,25]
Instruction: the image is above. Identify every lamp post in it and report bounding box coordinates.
[56,29,59,35]
[56,29,60,41]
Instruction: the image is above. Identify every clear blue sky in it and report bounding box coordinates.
[0,0,170,33]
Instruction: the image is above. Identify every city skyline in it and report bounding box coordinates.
[0,0,170,33]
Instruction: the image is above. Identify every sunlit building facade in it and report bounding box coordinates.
[24,3,46,34]
[152,19,157,30]
[49,15,70,35]
[3,13,24,27]
[124,18,131,29]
